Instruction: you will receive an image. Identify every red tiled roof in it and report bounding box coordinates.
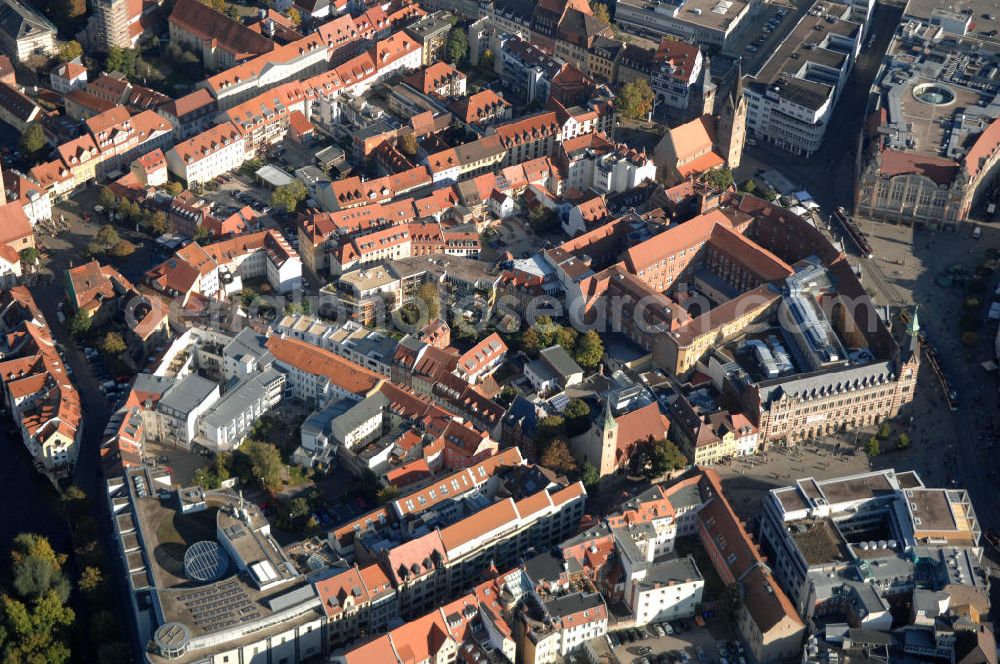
[881,149,958,186]
[965,118,1000,178]
[266,335,382,396]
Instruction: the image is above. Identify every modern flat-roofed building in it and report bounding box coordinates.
[106,469,325,664]
[758,469,987,627]
[743,0,862,156]
[613,0,753,54]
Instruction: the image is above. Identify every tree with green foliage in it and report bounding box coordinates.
[245,441,284,492]
[574,330,604,368]
[564,399,591,437]
[288,497,310,519]
[721,583,742,620]
[68,308,91,336]
[19,247,39,265]
[618,79,653,120]
[521,326,544,353]
[580,461,600,488]
[78,566,102,595]
[271,180,308,213]
[703,166,734,192]
[897,433,911,449]
[192,226,210,243]
[399,132,419,157]
[481,48,495,68]
[0,591,74,663]
[591,1,611,24]
[1,534,75,663]
[376,485,400,504]
[163,180,183,196]
[19,123,46,158]
[416,282,440,320]
[106,47,137,77]
[564,399,590,422]
[553,326,576,353]
[646,438,687,478]
[877,422,890,440]
[541,439,577,474]
[537,415,565,443]
[111,240,135,257]
[101,331,127,357]
[95,224,120,249]
[446,28,468,64]
[866,436,880,458]
[99,187,117,210]
[149,210,170,234]
[58,40,83,62]
[739,179,757,195]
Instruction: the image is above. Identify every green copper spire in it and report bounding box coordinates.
[907,306,920,336]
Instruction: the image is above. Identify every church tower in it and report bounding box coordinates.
[595,398,618,477]
[716,59,748,170]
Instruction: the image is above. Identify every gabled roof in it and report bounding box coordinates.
[169,0,274,59]
[266,335,382,397]
[403,61,465,95]
[449,89,510,124]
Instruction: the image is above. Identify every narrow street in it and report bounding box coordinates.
[735,2,902,210]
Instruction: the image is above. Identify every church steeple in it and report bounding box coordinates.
[906,306,920,337]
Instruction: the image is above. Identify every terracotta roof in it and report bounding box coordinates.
[385,604,452,663]
[385,458,431,487]
[495,111,560,147]
[708,224,793,282]
[53,62,86,80]
[677,150,724,178]
[615,402,670,456]
[668,115,717,162]
[288,109,312,135]
[169,0,275,59]
[696,468,803,631]
[170,122,243,165]
[342,635,396,664]
[880,149,958,186]
[0,202,32,248]
[440,497,518,552]
[654,37,700,82]
[384,529,448,583]
[266,335,382,396]
[162,88,216,119]
[449,89,510,124]
[455,332,506,379]
[965,118,1000,178]
[66,260,134,312]
[315,565,370,618]
[370,31,419,68]
[65,89,117,114]
[403,61,465,95]
[624,207,734,274]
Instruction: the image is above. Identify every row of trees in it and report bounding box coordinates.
[271,181,308,214]
[0,534,75,662]
[87,224,135,259]
[1,492,133,662]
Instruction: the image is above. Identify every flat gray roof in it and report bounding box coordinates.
[159,374,218,417]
